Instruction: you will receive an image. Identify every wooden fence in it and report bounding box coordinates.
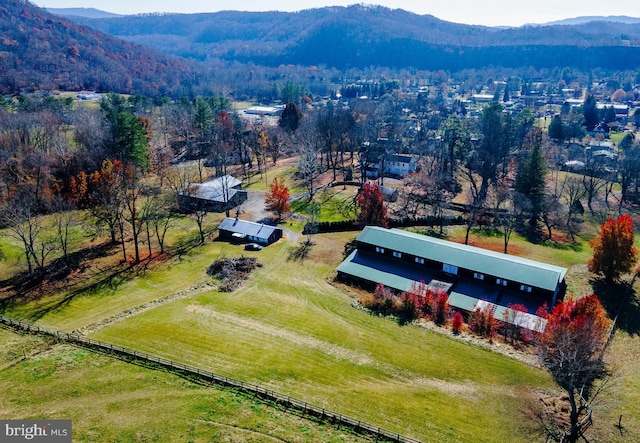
[0,314,422,443]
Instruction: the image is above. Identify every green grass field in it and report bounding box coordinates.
[0,329,370,443]
[2,231,555,442]
[1,200,640,441]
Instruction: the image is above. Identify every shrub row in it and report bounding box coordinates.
[303,215,466,234]
[359,282,536,346]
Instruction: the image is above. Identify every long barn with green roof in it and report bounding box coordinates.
[337,226,567,332]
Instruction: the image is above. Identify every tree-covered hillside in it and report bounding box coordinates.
[61,4,640,71]
[0,0,194,96]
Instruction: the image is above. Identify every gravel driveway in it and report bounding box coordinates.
[240,190,300,242]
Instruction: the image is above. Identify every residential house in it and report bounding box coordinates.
[363,153,417,179]
[218,217,283,246]
[384,154,417,178]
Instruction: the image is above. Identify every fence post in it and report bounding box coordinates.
[0,313,424,443]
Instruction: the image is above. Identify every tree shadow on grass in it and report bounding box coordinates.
[591,276,640,336]
[0,235,212,323]
[0,242,118,303]
[287,242,313,262]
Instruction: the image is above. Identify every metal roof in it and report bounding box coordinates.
[337,251,549,332]
[356,227,566,292]
[336,250,420,293]
[386,154,414,164]
[180,175,242,203]
[218,218,282,241]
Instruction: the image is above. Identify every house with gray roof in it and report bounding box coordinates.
[337,226,567,332]
[218,218,283,246]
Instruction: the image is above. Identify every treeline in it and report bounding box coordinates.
[0,91,282,274]
[289,34,640,71]
[8,0,640,104]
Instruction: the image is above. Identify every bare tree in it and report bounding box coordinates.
[540,192,563,241]
[316,106,357,181]
[296,118,323,201]
[492,184,518,254]
[120,165,146,263]
[146,193,176,255]
[51,197,80,265]
[561,176,587,241]
[0,195,49,274]
[581,157,606,213]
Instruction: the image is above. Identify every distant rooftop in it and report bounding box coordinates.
[180,175,242,203]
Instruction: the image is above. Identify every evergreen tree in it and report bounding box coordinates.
[279,102,303,132]
[619,133,634,152]
[515,140,547,227]
[100,93,150,169]
[583,95,599,131]
[502,86,510,102]
[548,115,564,141]
[603,106,617,124]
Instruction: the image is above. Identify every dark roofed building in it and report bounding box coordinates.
[178,175,247,213]
[337,226,567,332]
[218,218,283,246]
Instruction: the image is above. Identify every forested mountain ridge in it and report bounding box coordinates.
[4,0,640,97]
[0,0,194,96]
[57,4,640,71]
[544,16,640,26]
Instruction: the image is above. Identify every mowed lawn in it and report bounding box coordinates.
[0,329,370,443]
[72,233,555,443]
[4,226,638,441]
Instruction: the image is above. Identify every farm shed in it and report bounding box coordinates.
[218,218,283,246]
[337,226,567,331]
[178,175,247,213]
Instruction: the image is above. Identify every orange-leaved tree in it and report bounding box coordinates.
[265,177,290,221]
[537,295,611,443]
[588,214,638,281]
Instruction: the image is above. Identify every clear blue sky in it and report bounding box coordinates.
[38,0,639,27]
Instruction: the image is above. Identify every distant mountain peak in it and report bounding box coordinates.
[46,7,124,19]
[543,15,640,26]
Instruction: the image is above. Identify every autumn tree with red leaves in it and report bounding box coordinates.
[265,177,291,221]
[357,182,388,228]
[451,311,464,335]
[588,214,638,281]
[536,295,611,443]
